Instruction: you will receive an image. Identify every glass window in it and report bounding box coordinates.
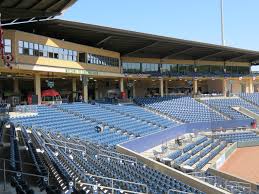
[18,41,23,54]
[210,65,223,74]
[63,49,68,60]
[179,64,194,74]
[53,47,59,59]
[48,46,54,58]
[123,62,141,73]
[58,48,64,60]
[23,41,29,55]
[79,52,86,63]
[238,66,250,74]
[142,63,159,73]
[72,50,77,61]
[4,39,11,53]
[68,50,73,61]
[39,44,43,56]
[33,43,39,56]
[43,45,48,57]
[197,65,210,73]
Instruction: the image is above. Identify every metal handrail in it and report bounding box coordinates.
[0,158,49,191]
[167,189,194,194]
[188,172,252,193]
[77,174,148,194]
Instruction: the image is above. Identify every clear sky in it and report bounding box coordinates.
[61,0,259,51]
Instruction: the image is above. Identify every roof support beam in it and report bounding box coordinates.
[12,0,24,8]
[28,0,43,9]
[195,50,225,61]
[225,53,251,62]
[161,47,194,59]
[122,42,160,56]
[46,0,60,11]
[96,36,112,47]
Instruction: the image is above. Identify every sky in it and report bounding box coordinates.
[61,0,259,51]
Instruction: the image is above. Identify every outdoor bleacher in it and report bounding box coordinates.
[1,121,206,194]
[134,96,226,123]
[211,131,259,143]
[166,136,227,170]
[58,103,167,137]
[12,105,129,146]
[240,93,259,106]
[202,97,259,120]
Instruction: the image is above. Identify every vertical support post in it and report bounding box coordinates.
[72,78,77,102]
[193,79,198,95]
[160,78,164,97]
[120,78,124,93]
[249,78,254,93]
[34,74,41,104]
[82,75,88,102]
[222,78,227,97]
[221,0,225,46]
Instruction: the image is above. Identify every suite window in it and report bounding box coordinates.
[162,64,178,73]
[29,43,34,56]
[88,53,119,67]
[67,50,73,61]
[79,52,86,63]
[39,44,43,56]
[238,66,250,74]
[43,45,48,57]
[142,63,159,73]
[73,50,77,61]
[4,39,11,53]
[226,66,238,74]
[197,65,210,73]
[58,48,64,60]
[179,64,194,74]
[53,47,59,59]
[18,41,23,54]
[23,41,29,55]
[123,62,141,73]
[210,65,223,74]
[64,49,68,60]
[48,46,54,58]
[18,40,79,62]
[33,43,39,56]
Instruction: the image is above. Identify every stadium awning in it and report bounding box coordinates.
[6,19,259,64]
[0,0,77,21]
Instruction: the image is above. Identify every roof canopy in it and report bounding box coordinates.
[0,0,77,21]
[6,19,259,63]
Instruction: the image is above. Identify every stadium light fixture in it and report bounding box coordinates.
[220,0,225,46]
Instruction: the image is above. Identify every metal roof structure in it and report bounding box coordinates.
[0,0,77,21]
[6,19,259,64]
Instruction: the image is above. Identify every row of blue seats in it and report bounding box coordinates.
[134,96,226,123]
[12,105,129,146]
[240,93,259,107]
[59,103,162,137]
[168,137,226,170]
[213,131,258,143]
[203,97,259,120]
[32,129,205,194]
[99,103,177,128]
[195,142,226,170]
